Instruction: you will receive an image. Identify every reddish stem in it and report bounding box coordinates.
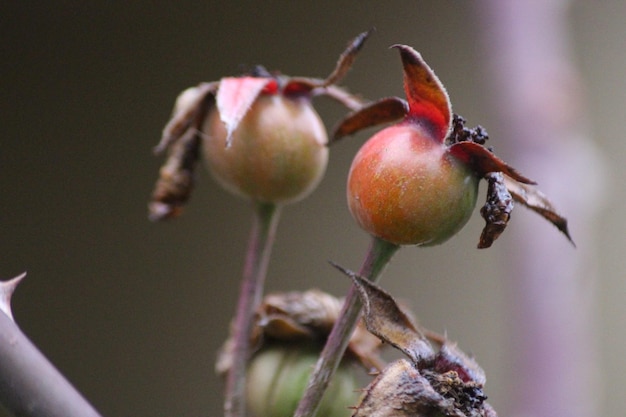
[224,202,281,417]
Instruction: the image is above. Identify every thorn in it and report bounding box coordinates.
[0,272,26,321]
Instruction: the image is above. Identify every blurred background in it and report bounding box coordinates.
[0,1,621,416]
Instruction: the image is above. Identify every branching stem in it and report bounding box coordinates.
[223,202,281,417]
[294,236,399,417]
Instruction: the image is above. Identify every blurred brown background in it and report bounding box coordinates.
[0,2,621,417]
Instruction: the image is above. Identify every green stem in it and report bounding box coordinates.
[294,236,399,417]
[224,202,281,417]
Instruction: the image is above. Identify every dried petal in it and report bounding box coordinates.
[503,175,575,245]
[331,262,433,365]
[448,141,536,184]
[393,45,451,141]
[216,77,273,147]
[331,97,408,144]
[478,172,513,249]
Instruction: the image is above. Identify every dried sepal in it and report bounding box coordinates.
[478,172,513,249]
[503,175,575,245]
[448,141,535,185]
[216,289,385,376]
[155,82,218,154]
[332,262,432,364]
[322,29,374,87]
[393,44,452,141]
[257,289,343,339]
[148,128,201,221]
[331,97,408,144]
[353,359,446,417]
[317,84,366,112]
[283,30,372,109]
[216,77,274,147]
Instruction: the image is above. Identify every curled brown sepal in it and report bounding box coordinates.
[148,127,202,221]
[155,82,219,154]
[215,289,386,375]
[503,175,575,246]
[330,97,408,144]
[331,261,433,364]
[0,272,26,321]
[322,28,374,87]
[478,172,513,249]
[283,29,373,102]
[255,289,343,340]
[149,84,216,221]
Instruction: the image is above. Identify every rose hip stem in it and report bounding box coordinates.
[224,202,281,417]
[294,236,399,417]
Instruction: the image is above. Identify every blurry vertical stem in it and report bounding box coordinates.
[224,202,281,417]
[294,236,399,417]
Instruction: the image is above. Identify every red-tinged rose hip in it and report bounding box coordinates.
[203,94,329,204]
[347,122,479,246]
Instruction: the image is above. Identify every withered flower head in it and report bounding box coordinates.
[335,264,499,417]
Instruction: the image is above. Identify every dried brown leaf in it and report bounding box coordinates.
[478,172,513,249]
[503,175,575,245]
[331,97,408,144]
